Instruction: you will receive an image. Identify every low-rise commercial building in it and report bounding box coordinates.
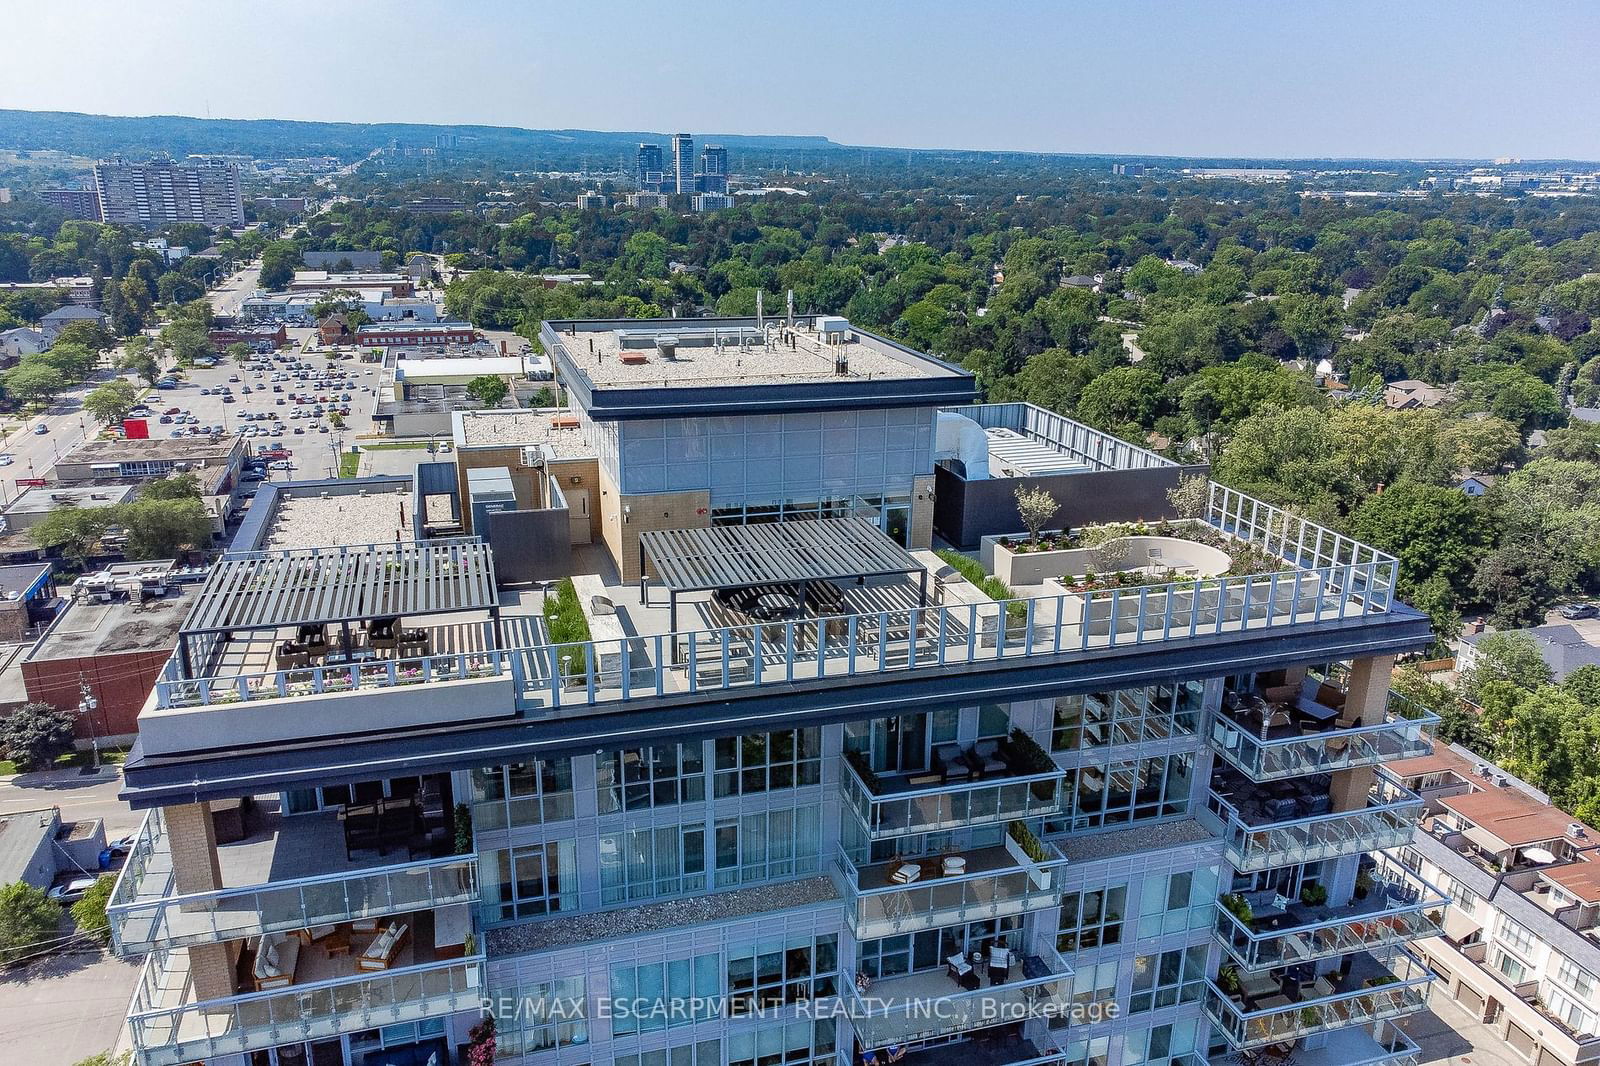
[1,483,138,532]
[356,322,478,347]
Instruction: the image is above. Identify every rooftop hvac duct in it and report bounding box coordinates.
[655,335,680,361]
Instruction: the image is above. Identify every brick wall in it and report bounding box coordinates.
[21,649,172,739]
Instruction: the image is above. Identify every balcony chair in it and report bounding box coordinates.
[252,931,302,990]
[941,855,967,877]
[355,920,411,972]
[947,953,980,989]
[889,861,923,885]
[275,641,310,670]
[968,739,1008,776]
[933,743,971,784]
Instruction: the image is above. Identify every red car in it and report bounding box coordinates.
[164,407,181,415]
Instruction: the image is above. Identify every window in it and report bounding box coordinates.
[1071,960,1119,1011]
[1051,683,1204,752]
[1129,945,1208,1013]
[1059,885,1128,952]
[471,759,574,830]
[609,954,720,1034]
[727,1019,836,1066]
[713,805,822,888]
[1062,1037,1110,1066]
[1448,876,1479,917]
[599,824,706,904]
[1495,949,1528,985]
[598,744,705,813]
[1544,987,1595,1034]
[715,729,822,797]
[727,933,838,1012]
[486,841,578,921]
[1137,867,1220,938]
[978,704,1011,739]
[1498,915,1538,955]
[1555,956,1598,1000]
[1122,1019,1198,1066]
[1058,752,1194,831]
[615,1041,722,1066]
[497,975,587,1056]
[859,918,1022,979]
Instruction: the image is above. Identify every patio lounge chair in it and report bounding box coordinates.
[355,921,411,972]
[252,931,301,990]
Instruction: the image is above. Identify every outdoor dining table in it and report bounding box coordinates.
[1297,701,1340,725]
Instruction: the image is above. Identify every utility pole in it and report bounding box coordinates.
[77,674,100,772]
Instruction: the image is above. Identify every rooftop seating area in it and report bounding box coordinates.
[1208,950,1434,1050]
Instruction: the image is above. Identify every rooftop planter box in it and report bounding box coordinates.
[981,527,1230,588]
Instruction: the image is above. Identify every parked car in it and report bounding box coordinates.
[0,454,14,466]
[269,460,294,471]
[1558,602,1599,620]
[31,423,47,435]
[48,876,99,905]
[107,833,136,857]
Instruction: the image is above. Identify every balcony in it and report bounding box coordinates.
[1208,695,1438,783]
[840,1020,1067,1066]
[836,834,1069,939]
[1206,777,1423,873]
[1205,950,1433,1050]
[1208,1020,1421,1066]
[1216,863,1448,970]
[839,748,1066,840]
[848,945,1072,1049]
[109,798,474,955]
[128,942,483,1066]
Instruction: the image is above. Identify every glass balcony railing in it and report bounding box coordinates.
[848,945,1072,1048]
[108,809,478,955]
[128,947,483,1066]
[1205,781,1423,873]
[1207,1020,1421,1066]
[1215,863,1449,970]
[1209,701,1439,783]
[836,836,1069,940]
[1205,950,1434,1050]
[839,756,1066,839]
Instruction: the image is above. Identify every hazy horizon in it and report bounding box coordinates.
[3,0,1599,160]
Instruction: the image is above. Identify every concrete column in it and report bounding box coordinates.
[163,802,222,898]
[1344,654,1396,726]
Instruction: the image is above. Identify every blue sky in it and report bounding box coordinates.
[3,0,1598,160]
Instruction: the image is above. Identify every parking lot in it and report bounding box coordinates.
[141,327,383,479]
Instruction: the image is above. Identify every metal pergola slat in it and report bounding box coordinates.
[639,517,929,632]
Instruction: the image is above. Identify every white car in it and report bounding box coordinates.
[0,454,13,466]
[269,460,295,471]
[49,876,99,905]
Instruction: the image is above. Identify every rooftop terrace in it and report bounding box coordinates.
[451,408,594,453]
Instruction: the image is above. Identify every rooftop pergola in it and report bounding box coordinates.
[176,540,498,678]
[640,517,928,631]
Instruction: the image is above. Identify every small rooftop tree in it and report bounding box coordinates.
[1166,473,1209,519]
[1013,485,1059,546]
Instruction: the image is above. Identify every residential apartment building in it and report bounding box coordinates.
[40,184,102,219]
[108,315,1440,1066]
[1387,745,1600,1066]
[672,133,695,195]
[93,157,246,229]
[698,145,729,194]
[694,193,735,212]
[637,144,666,191]
[627,192,670,209]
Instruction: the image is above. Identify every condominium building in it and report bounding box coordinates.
[627,191,670,209]
[92,157,245,229]
[672,133,695,195]
[578,191,608,210]
[108,315,1440,1066]
[698,145,729,195]
[40,184,102,220]
[637,144,666,192]
[693,192,735,212]
[1386,745,1600,1066]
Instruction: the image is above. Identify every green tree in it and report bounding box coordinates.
[1074,366,1165,432]
[120,497,214,559]
[119,336,163,386]
[29,507,112,567]
[3,361,67,405]
[70,876,115,941]
[51,319,115,354]
[140,472,201,501]
[226,342,253,366]
[0,701,76,772]
[1460,630,1555,703]
[1347,482,1493,600]
[258,241,302,289]
[37,342,100,382]
[0,881,61,965]
[465,375,509,407]
[82,379,141,424]
[158,318,214,367]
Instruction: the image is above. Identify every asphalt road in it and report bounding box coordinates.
[0,767,140,838]
[208,262,260,318]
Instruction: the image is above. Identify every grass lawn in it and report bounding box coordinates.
[357,441,436,451]
[338,452,361,477]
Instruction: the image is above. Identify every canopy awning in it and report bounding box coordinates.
[641,517,925,593]
[180,540,498,637]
